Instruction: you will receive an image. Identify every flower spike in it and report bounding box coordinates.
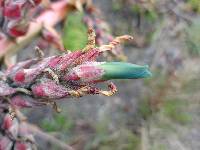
[0,28,151,110]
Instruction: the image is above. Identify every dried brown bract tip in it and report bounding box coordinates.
[82,27,96,52]
[99,35,133,52]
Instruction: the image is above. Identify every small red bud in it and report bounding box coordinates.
[32,0,42,6]
[8,25,28,37]
[14,70,25,83]
[15,142,27,150]
[1,114,12,130]
[3,4,21,19]
[31,80,69,99]
[7,20,29,37]
[0,0,4,7]
[66,62,104,82]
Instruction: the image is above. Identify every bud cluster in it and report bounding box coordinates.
[0,0,42,38]
[0,29,151,110]
[0,106,36,149]
[0,28,151,149]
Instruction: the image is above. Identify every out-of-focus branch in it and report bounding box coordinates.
[15,105,74,150]
[25,123,74,150]
[0,0,76,65]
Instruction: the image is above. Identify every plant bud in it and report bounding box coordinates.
[3,3,21,20]
[31,80,70,99]
[7,20,29,37]
[0,136,13,150]
[65,62,152,83]
[14,142,27,150]
[32,0,42,6]
[65,62,104,82]
[1,114,12,130]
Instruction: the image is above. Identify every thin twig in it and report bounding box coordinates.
[25,123,74,150]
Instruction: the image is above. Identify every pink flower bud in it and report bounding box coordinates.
[1,114,19,138]
[65,62,104,82]
[6,59,38,77]
[14,142,27,150]
[0,137,13,150]
[3,3,21,19]
[1,114,12,130]
[7,20,29,37]
[31,80,70,99]
[32,0,42,6]
[14,70,25,83]
[0,0,4,7]
[10,57,52,86]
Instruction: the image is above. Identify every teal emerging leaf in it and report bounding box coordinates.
[100,62,152,80]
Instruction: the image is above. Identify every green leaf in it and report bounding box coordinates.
[62,12,87,51]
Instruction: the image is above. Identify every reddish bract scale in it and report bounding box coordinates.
[56,51,83,71]
[1,114,12,130]
[0,0,3,7]
[66,63,104,82]
[73,49,100,65]
[6,59,38,76]
[11,57,53,86]
[48,56,62,68]
[0,0,41,38]
[31,80,69,99]
[13,69,42,86]
[8,24,29,37]
[11,95,34,108]
[15,142,27,150]
[3,4,21,19]
[33,0,42,5]
[65,72,80,81]
[14,70,25,82]
[31,84,45,97]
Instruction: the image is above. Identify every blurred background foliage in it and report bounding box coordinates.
[63,12,88,51]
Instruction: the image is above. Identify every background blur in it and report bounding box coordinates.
[20,0,200,149]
